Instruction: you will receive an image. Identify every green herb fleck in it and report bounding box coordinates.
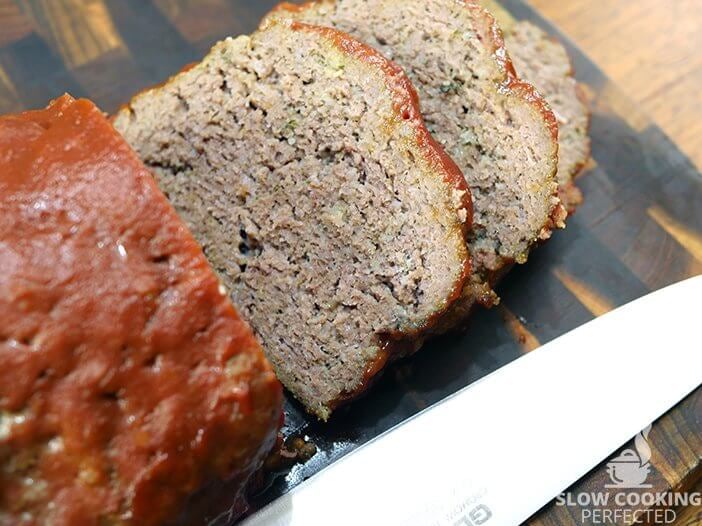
[440,80,462,94]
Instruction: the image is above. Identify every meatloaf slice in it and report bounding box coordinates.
[265,0,566,329]
[113,20,472,420]
[504,21,590,213]
[0,95,283,526]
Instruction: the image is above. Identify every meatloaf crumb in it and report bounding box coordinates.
[266,0,565,330]
[113,20,472,420]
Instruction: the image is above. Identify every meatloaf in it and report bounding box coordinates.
[0,95,283,525]
[265,0,566,328]
[503,20,591,212]
[113,20,472,420]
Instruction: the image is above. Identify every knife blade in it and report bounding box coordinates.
[243,275,702,526]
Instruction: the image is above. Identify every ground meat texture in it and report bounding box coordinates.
[266,0,567,328]
[113,21,472,420]
[504,21,590,213]
[0,95,283,526]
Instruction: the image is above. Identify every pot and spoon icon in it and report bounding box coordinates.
[605,424,653,488]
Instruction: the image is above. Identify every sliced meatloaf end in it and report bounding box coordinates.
[504,20,591,213]
[113,20,472,420]
[0,95,283,525]
[265,0,565,330]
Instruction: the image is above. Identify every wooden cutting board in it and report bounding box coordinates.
[0,1,699,524]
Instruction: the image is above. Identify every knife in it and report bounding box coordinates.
[243,275,702,526]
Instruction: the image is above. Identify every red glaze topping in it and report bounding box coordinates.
[0,95,282,525]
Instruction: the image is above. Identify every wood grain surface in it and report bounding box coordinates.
[0,1,699,525]
[528,0,702,172]
[496,2,702,523]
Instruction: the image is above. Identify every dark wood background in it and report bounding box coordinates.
[0,1,699,524]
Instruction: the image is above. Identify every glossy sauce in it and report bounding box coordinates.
[0,95,282,526]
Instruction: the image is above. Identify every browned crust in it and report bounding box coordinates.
[266,1,566,392]
[287,20,474,415]
[118,20,474,339]
[325,337,418,415]
[446,1,566,310]
[464,0,565,233]
[271,1,566,314]
[270,0,552,193]
[291,19,473,326]
[329,256,513,411]
[466,1,559,144]
[509,21,591,213]
[291,21,473,236]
